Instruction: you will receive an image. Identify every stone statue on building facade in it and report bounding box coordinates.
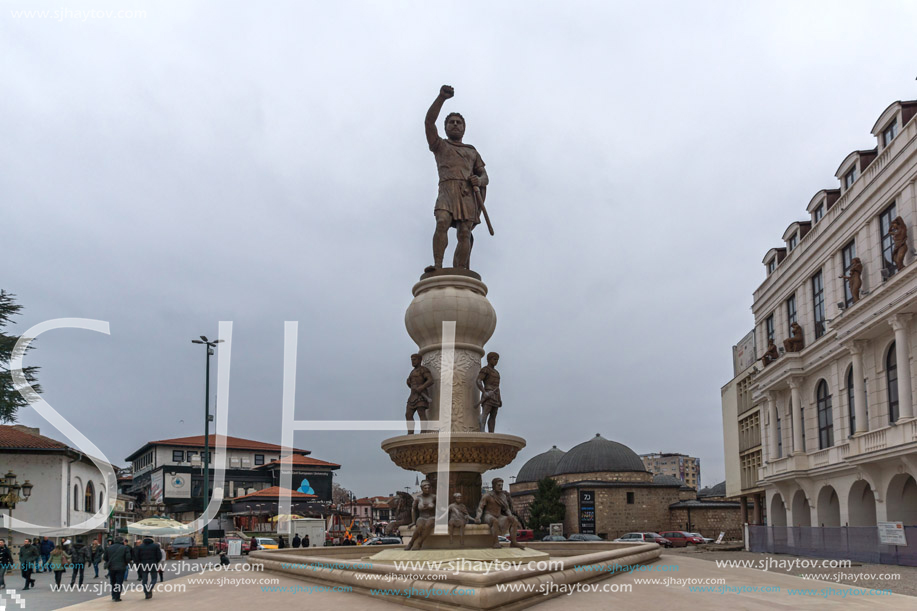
[889,216,908,271]
[783,322,804,353]
[840,257,863,303]
[424,85,491,272]
[476,352,502,432]
[761,338,779,366]
[406,354,434,434]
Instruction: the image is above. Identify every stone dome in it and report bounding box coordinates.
[553,434,647,475]
[516,446,566,483]
[652,474,686,487]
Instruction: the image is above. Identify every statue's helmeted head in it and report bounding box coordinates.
[420,479,432,493]
[444,112,465,141]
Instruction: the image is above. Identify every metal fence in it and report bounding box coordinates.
[748,525,917,566]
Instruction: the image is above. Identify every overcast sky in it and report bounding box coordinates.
[4,1,917,498]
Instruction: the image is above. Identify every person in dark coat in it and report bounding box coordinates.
[39,536,55,572]
[90,541,103,578]
[69,542,89,587]
[278,536,286,549]
[0,538,14,589]
[19,538,39,590]
[133,537,163,599]
[303,534,310,548]
[103,537,133,601]
[291,534,301,548]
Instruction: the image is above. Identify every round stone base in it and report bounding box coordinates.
[368,545,549,569]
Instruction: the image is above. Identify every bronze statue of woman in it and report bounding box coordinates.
[404,480,436,551]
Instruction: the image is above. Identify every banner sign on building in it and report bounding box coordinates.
[165,472,191,499]
[878,521,907,546]
[150,469,164,504]
[579,490,596,534]
[293,471,333,502]
[732,330,757,376]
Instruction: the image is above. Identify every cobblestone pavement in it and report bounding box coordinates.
[664,546,917,597]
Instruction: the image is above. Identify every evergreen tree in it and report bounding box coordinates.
[0,291,41,423]
[527,477,566,533]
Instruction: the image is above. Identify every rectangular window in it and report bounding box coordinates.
[883,120,899,148]
[844,167,858,190]
[765,314,775,343]
[187,450,197,461]
[814,204,824,224]
[254,454,265,466]
[626,491,635,504]
[767,259,776,275]
[788,233,798,251]
[841,241,857,307]
[880,203,898,276]
[800,406,806,453]
[812,271,825,339]
[786,294,797,328]
[172,450,184,463]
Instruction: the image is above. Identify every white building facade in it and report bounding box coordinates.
[751,99,917,532]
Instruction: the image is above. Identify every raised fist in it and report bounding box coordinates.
[440,85,455,99]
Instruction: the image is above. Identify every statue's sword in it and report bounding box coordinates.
[473,186,495,236]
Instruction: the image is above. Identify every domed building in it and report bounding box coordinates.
[510,434,742,539]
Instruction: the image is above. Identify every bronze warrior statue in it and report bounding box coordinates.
[476,352,502,433]
[476,477,523,549]
[406,354,433,434]
[424,85,490,272]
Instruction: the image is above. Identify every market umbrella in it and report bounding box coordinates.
[269,514,305,522]
[127,517,193,536]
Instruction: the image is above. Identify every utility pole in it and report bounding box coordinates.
[192,335,222,551]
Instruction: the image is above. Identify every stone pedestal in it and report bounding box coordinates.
[404,270,496,432]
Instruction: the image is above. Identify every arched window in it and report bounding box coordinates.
[85,481,95,513]
[817,380,833,449]
[73,485,80,511]
[887,343,899,423]
[847,368,856,435]
[99,491,105,512]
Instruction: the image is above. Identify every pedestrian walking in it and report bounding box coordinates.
[39,536,54,572]
[291,533,301,548]
[133,537,163,599]
[0,538,13,589]
[90,540,102,578]
[69,542,88,587]
[278,535,286,549]
[103,537,133,601]
[19,538,39,590]
[49,544,70,587]
[122,539,132,581]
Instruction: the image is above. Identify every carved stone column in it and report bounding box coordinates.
[847,341,868,434]
[405,274,496,432]
[789,378,804,454]
[890,315,914,421]
[766,393,779,460]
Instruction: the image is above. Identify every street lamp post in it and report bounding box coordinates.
[0,471,34,547]
[191,335,222,551]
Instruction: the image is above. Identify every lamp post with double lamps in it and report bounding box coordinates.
[0,471,34,546]
[191,335,222,550]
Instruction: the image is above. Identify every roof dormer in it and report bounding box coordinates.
[782,221,811,252]
[763,247,787,276]
[871,100,917,151]
[806,189,841,225]
[835,149,878,193]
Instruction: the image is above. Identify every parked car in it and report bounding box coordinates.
[168,536,195,552]
[250,537,279,551]
[568,534,603,542]
[542,535,567,541]
[658,531,704,547]
[516,529,535,542]
[687,532,714,544]
[613,532,672,548]
[216,538,251,554]
[364,537,403,545]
